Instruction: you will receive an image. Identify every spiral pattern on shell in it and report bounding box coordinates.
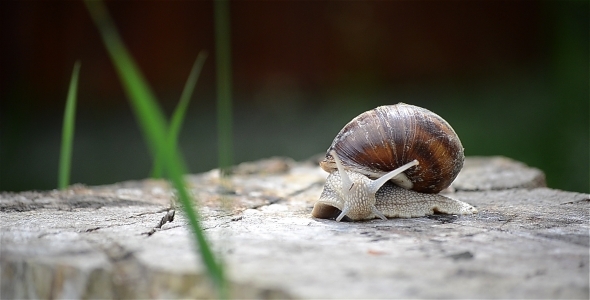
[320,103,464,193]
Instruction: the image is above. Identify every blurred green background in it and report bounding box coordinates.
[1,1,588,193]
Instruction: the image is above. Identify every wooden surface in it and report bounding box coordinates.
[1,156,588,299]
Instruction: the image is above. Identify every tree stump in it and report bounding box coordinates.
[1,156,588,299]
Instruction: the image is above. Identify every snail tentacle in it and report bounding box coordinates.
[367,160,419,194]
[336,207,350,222]
[371,206,387,221]
[331,150,353,192]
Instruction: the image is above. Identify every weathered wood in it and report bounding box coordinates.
[1,156,588,299]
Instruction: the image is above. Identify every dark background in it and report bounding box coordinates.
[1,1,588,193]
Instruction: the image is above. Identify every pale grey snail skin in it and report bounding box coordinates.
[312,151,477,221]
[312,103,477,222]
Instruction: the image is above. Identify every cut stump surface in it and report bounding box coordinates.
[1,156,588,299]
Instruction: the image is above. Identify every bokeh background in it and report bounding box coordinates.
[1,1,588,193]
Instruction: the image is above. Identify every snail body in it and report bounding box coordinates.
[312,103,477,221]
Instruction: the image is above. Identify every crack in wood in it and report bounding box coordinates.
[142,210,176,236]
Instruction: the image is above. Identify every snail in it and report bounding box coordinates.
[312,103,477,221]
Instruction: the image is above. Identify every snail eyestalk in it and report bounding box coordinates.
[367,160,419,194]
[330,150,355,221]
[366,160,419,221]
[330,150,352,191]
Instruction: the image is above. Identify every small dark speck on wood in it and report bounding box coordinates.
[427,214,459,223]
[447,251,475,261]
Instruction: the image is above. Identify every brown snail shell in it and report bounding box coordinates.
[319,103,464,194]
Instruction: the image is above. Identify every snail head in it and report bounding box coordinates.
[328,150,419,222]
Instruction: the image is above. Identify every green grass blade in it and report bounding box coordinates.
[84,1,226,297]
[214,0,233,176]
[151,51,208,178]
[58,61,81,190]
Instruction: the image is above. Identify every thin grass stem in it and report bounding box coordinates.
[151,51,208,178]
[58,61,81,190]
[84,1,227,297]
[214,0,233,176]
